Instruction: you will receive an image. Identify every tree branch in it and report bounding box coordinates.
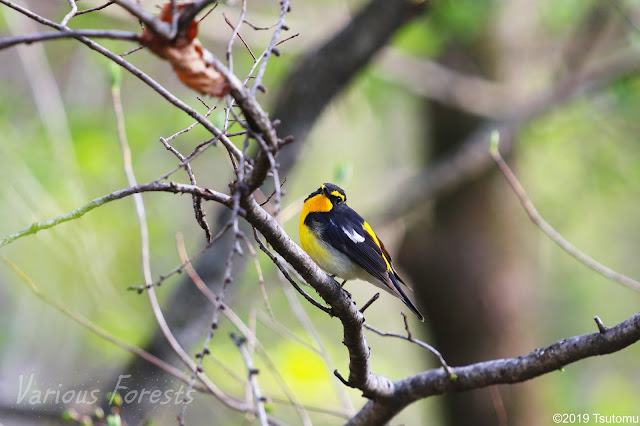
[178,0,219,35]
[272,0,429,176]
[110,0,173,38]
[240,183,640,424]
[0,0,244,162]
[0,29,140,50]
[349,313,640,425]
[384,47,640,220]
[375,47,509,118]
[243,197,396,398]
[2,255,209,394]
[98,0,431,414]
[0,182,231,248]
[231,333,269,426]
[109,0,282,176]
[490,132,640,292]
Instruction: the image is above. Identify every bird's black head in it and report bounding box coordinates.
[304,183,347,206]
[321,183,347,204]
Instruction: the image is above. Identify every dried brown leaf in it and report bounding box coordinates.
[140,2,230,97]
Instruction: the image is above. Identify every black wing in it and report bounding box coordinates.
[306,206,388,284]
[306,207,425,321]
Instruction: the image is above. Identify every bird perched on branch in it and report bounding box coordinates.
[299,183,424,321]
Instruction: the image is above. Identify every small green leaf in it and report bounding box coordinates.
[94,407,105,420]
[109,62,122,90]
[106,413,122,426]
[61,409,77,421]
[333,161,352,184]
[489,130,500,155]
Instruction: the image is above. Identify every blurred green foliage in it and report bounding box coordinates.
[394,0,494,56]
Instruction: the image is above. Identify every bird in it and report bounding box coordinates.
[299,183,424,321]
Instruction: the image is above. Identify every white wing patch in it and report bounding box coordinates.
[342,226,365,243]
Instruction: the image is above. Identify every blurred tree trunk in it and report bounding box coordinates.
[399,101,540,425]
[397,15,543,425]
[396,2,620,424]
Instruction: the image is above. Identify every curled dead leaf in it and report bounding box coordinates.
[140,2,230,97]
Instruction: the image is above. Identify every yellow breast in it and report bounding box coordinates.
[299,194,331,264]
[299,223,331,266]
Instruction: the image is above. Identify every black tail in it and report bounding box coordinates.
[389,272,424,322]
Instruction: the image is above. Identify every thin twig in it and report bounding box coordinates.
[120,44,146,57]
[197,3,218,23]
[275,32,299,47]
[177,296,224,425]
[334,370,351,387]
[176,234,308,425]
[165,104,217,142]
[594,315,607,334]
[260,177,287,208]
[0,182,232,249]
[251,132,281,215]
[177,192,245,421]
[401,313,412,340]
[178,0,219,33]
[490,131,640,292]
[231,333,269,426]
[129,222,232,292]
[256,311,321,354]
[224,303,313,426]
[175,231,223,305]
[606,0,640,33]
[269,397,349,420]
[276,272,355,418]
[153,130,232,183]
[111,72,247,411]
[160,136,212,241]
[363,321,454,378]
[2,256,209,394]
[60,0,78,26]
[489,386,508,426]
[224,0,252,67]
[242,19,278,31]
[0,30,140,50]
[251,0,290,96]
[253,228,331,314]
[0,0,243,163]
[76,1,114,16]
[238,232,274,316]
[229,19,256,62]
[109,0,173,39]
[359,293,380,314]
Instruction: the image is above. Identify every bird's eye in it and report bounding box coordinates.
[335,198,342,204]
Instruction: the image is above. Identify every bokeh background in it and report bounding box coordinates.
[1,0,640,425]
